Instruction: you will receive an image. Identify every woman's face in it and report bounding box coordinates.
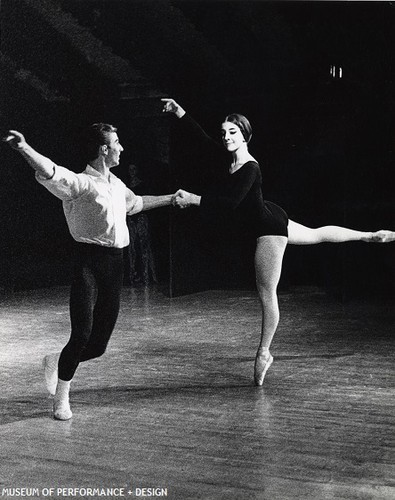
[221,121,245,152]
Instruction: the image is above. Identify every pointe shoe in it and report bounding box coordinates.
[53,399,73,421]
[42,353,59,396]
[364,230,395,243]
[254,350,273,386]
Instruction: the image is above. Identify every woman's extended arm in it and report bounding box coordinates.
[161,98,222,152]
[173,162,260,211]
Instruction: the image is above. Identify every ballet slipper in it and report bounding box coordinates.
[42,353,60,397]
[254,349,273,386]
[53,380,72,421]
[53,399,72,421]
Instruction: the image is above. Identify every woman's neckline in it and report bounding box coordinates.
[229,159,257,174]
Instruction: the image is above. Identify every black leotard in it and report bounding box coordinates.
[180,114,289,240]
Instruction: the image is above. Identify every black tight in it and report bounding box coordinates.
[58,244,124,381]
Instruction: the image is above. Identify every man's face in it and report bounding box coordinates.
[103,132,124,168]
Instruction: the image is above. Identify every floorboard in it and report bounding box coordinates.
[0,286,394,499]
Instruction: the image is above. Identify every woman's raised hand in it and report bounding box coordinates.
[161,98,186,118]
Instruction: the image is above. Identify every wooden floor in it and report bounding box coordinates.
[0,286,394,500]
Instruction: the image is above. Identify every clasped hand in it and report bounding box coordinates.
[172,189,194,209]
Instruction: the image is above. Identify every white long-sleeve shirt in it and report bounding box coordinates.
[36,164,143,248]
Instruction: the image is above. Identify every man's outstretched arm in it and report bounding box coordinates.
[126,188,174,215]
[3,130,55,179]
[141,195,174,211]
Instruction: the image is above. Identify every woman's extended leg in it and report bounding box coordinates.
[287,220,395,245]
[254,235,288,385]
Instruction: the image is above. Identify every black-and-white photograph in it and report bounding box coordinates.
[0,1,394,499]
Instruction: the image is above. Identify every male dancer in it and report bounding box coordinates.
[4,124,174,420]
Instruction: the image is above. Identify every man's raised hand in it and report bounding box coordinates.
[3,130,27,150]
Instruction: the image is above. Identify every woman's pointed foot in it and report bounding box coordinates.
[363,230,395,243]
[254,349,273,386]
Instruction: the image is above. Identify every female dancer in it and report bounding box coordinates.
[162,98,395,386]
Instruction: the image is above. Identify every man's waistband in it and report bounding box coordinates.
[73,242,124,255]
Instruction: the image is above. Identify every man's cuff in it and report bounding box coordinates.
[128,195,144,215]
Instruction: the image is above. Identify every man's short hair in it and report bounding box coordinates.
[84,122,117,161]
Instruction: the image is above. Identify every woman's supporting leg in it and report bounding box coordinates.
[288,220,395,245]
[254,235,288,385]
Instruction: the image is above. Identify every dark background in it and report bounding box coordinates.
[0,0,394,298]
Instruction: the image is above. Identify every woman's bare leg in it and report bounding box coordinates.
[288,220,395,245]
[254,235,288,385]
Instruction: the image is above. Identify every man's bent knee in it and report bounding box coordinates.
[81,345,107,362]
